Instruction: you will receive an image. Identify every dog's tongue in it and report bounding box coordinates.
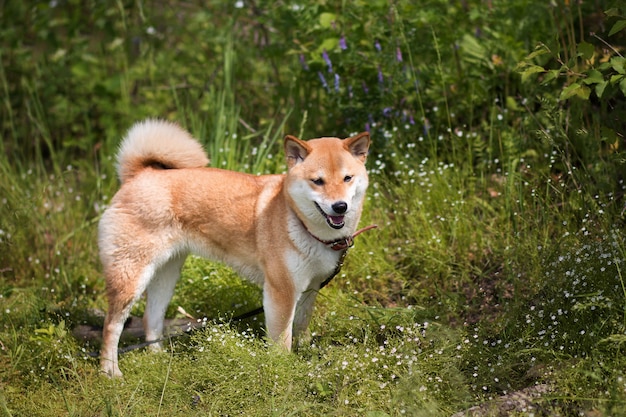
[329,215,345,225]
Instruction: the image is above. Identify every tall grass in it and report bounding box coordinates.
[1,1,625,416]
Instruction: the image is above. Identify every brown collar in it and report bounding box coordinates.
[306,224,378,251]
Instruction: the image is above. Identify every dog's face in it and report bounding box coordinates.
[284,133,370,237]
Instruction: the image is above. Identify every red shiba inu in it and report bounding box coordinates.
[99,119,371,377]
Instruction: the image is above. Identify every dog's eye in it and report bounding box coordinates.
[311,178,325,186]
[344,175,353,183]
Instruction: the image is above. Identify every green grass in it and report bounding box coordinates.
[2,1,626,416]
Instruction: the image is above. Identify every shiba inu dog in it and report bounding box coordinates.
[98,119,371,377]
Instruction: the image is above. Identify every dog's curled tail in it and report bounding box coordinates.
[116,119,210,183]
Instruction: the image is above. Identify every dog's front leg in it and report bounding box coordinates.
[262,274,296,350]
[292,288,318,346]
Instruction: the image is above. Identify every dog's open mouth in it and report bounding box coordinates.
[315,203,345,229]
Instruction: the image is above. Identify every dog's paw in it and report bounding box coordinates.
[294,328,313,348]
[100,365,124,379]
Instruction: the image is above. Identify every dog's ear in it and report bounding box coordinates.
[284,135,312,168]
[345,132,371,163]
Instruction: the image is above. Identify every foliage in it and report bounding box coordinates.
[1,0,626,416]
[516,4,626,187]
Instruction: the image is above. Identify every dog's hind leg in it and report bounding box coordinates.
[143,253,187,351]
[101,299,133,378]
[100,262,155,378]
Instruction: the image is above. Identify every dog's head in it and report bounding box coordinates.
[284,132,370,239]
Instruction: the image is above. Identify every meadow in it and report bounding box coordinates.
[1,1,625,415]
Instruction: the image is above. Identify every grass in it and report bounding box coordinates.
[1,1,626,416]
[2,129,623,415]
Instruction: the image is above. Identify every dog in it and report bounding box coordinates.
[98,119,371,377]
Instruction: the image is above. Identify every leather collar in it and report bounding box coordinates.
[305,223,378,251]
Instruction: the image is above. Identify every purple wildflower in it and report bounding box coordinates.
[299,54,309,70]
[339,36,347,50]
[318,71,329,91]
[375,40,381,52]
[377,66,384,84]
[396,47,403,62]
[322,50,333,73]
[362,81,369,94]
[334,73,340,92]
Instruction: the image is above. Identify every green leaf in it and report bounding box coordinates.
[461,33,488,63]
[541,69,560,84]
[611,56,626,74]
[582,69,604,85]
[620,77,626,96]
[71,62,89,78]
[520,65,545,83]
[595,81,608,98]
[609,19,626,37]
[577,85,591,100]
[316,37,339,55]
[506,96,521,111]
[319,12,337,29]
[560,83,579,100]
[604,8,621,18]
[525,44,550,61]
[577,41,595,60]
[600,126,617,143]
[560,83,590,101]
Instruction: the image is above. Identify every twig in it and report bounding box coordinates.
[157,338,174,417]
[592,33,624,58]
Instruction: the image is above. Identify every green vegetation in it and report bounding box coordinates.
[1,0,625,415]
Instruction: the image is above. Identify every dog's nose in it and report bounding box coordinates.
[332,201,348,214]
